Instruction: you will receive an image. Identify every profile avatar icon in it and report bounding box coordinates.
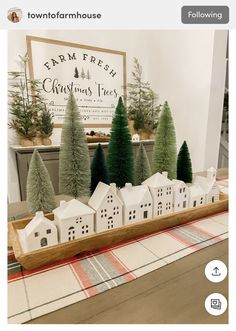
[7,8,22,23]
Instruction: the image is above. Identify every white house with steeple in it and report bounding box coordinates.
[194,167,220,204]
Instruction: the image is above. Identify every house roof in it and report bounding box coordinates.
[142,172,173,188]
[188,184,205,197]
[88,182,123,211]
[24,211,56,236]
[53,199,95,219]
[194,175,218,194]
[172,179,188,192]
[119,184,151,206]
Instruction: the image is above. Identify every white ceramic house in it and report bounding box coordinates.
[188,184,206,208]
[20,211,58,252]
[142,171,174,217]
[194,167,220,204]
[118,183,153,225]
[88,182,123,233]
[53,199,95,243]
[132,134,140,142]
[172,179,189,212]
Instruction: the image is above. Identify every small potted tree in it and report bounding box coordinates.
[8,54,46,146]
[127,58,160,140]
[39,107,54,145]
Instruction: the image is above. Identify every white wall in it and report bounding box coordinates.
[8,30,227,202]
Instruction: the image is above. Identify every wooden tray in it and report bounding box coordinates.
[8,192,228,270]
[86,136,110,143]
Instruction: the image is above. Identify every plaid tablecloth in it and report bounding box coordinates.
[8,179,228,324]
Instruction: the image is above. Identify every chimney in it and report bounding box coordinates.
[60,200,66,207]
[110,183,117,194]
[125,183,132,190]
[35,211,44,218]
[162,171,168,178]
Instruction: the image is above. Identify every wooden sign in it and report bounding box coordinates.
[26,36,126,129]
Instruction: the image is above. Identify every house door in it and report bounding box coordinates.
[40,237,47,247]
[143,211,148,219]
[68,226,75,241]
[157,202,162,215]
[108,216,114,229]
[212,196,215,203]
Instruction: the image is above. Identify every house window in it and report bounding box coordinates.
[34,232,39,237]
[143,210,148,219]
[101,209,107,218]
[183,187,185,192]
[180,188,182,194]
[200,197,203,204]
[193,200,197,207]
[183,201,187,208]
[129,210,136,220]
[82,225,89,235]
[149,203,151,206]
[46,229,51,234]
[212,196,215,203]
[165,202,171,210]
[157,188,163,197]
[107,195,113,203]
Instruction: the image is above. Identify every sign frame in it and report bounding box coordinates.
[26,35,127,128]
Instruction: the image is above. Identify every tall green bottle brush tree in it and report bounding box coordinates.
[91,143,109,193]
[107,97,134,188]
[134,143,151,185]
[177,141,193,183]
[152,101,177,179]
[59,93,91,199]
[27,149,56,214]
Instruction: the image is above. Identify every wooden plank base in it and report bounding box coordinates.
[8,193,228,270]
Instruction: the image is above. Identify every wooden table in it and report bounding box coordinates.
[27,239,228,324]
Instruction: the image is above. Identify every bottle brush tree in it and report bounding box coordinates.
[177,140,193,183]
[107,97,134,187]
[27,149,56,214]
[59,93,91,198]
[152,101,177,179]
[91,143,109,193]
[134,143,151,185]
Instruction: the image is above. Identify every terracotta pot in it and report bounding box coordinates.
[32,135,43,146]
[20,138,34,147]
[42,137,52,146]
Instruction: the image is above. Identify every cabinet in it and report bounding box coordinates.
[11,140,154,201]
